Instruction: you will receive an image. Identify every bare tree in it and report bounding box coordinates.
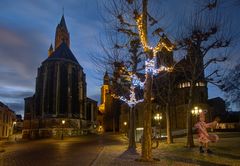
[101,0,174,161]
[153,51,176,144]
[221,63,240,107]
[92,7,145,151]
[176,4,232,147]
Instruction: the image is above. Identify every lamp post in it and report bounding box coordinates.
[191,106,202,123]
[123,121,127,136]
[13,121,17,141]
[61,120,65,140]
[191,106,202,116]
[154,113,162,139]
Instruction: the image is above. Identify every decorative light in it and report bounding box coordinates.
[111,56,173,107]
[145,57,173,75]
[136,14,174,56]
[110,12,175,108]
[131,74,144,88]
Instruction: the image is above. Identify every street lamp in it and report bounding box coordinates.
[13,121,17,141]
[61,120,65,140]
[154,113,162,139]
[191,106,203,124]
[123,121,127,136]
[191,106,202,116]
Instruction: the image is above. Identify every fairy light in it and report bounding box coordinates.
[136,14,174,57]
[110,13,174,107]
[145,56,173,75]
[136,14,151,52]
[131,74,144,88]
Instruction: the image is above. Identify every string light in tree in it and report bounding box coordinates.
[131,74,144,88]
[111,12,174,107]
[136,14,174,56]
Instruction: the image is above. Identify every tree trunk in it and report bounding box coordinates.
[166,103,173,144]
[186,83,194,148]
[128,106,136,152]
[113,117,115,133]
[166,73,173,144]
[141,73,152,161]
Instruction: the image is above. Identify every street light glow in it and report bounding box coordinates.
[154,113,162,121]
[191,106,204,115]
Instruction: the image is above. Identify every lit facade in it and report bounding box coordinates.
[0,101,16,138]
[99,72,121,132]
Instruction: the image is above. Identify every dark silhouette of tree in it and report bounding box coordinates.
[221,64,240,107]
[176,2,232,148]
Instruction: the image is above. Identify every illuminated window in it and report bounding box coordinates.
[178,82,192,88]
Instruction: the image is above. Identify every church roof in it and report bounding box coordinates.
[43,42,82,67]
[58,15,68,32]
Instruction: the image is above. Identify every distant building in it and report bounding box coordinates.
[23,15,97,138]
[99,72,121,132]
[15,114,23,133]
[0,101,16,139]
[208,97,226,121]
[101,48,209,133]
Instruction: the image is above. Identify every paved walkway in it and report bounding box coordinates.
[93,133,240,166]
[92,134,195,166]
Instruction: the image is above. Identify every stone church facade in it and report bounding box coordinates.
[23,15,97,139]
[100,48,209,134]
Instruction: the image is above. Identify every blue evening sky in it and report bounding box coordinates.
[0,0,239,115]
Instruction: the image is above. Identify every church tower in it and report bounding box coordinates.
[103,71,110,85]
[99,72,110,113]
[55,15,70,49]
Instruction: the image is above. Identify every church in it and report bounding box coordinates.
[99,48,210,134]
[23,15,97,139]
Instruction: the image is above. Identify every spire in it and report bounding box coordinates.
[103,71,110,85]
[55,14,70,49]
[59,15,68,31]
[48,44,53,56]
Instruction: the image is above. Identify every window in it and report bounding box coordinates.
[182,83,185,88]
